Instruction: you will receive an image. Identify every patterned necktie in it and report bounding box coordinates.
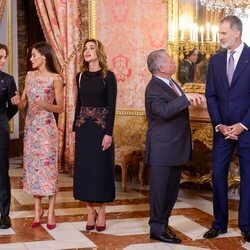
[169,79,180,96]
[227,51,235,86]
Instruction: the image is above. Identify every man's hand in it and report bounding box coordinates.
[225,123,245,140]
[218,123,245,140]
[11,91,21,105]
[186,93,206,106]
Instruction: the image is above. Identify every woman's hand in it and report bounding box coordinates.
[30,100,46,112]
[102,134,112,151]
[11,91,21,105]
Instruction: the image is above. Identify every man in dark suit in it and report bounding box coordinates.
[145,49,205,244]
[204,15,250,242]
[178,49,198,85]
[0,43,18,229]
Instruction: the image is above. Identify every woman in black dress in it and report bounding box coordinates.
[73,39,117,231]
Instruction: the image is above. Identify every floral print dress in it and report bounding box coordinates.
[23,71,59,196]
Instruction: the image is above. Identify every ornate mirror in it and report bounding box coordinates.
[167,0,224,87]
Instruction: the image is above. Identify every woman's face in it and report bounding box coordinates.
[83,41,98,63]
[0,49,7,71]
[30,48,45,69]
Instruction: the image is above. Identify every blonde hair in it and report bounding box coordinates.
[81,38,108,78]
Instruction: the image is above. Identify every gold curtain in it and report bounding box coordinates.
[0,0,6,22]
[34,0,83,174]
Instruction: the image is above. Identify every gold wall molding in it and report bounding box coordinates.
[7,0,14,133]
[116,109,145,116]
[88,0,96,38]
[0,0,6,22]
[167,0,179,79]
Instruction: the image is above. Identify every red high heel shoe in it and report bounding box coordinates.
[31,210,44,228]
[86,210,97,231]
[47,223,56,230]
[96,223,106,232]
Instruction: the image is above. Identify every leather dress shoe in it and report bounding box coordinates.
[166,227,176,237]
[203,228,227,239]
[0,215,11,229]
[242,231,250,242]
[150,232,181,244]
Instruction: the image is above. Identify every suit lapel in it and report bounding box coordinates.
[231,45,250,87]
[0,71,4,85]
[218,51,229,91]
[153,76,189,117]
[153,75,177,98]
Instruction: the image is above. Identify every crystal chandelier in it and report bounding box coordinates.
[200,0,250,17]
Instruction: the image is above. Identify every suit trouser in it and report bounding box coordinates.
[212,136,250,232]
[149,165,182,235]
[0,149,11,217]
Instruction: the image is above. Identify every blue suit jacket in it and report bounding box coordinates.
[206,44,250,142]
[0,71,18,150]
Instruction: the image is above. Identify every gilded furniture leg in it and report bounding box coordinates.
[139,161,145,186]
[121,165,127,192]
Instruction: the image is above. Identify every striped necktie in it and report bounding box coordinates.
[169,79,180,96]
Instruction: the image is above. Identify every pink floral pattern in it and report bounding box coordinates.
[111,0,129,22]
[112,55,132,82]
[96,0,167,109]
[23,72,58,196]
[76,107,108,129]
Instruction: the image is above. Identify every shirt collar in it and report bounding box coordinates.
[155,75,171,85]
[228,42,244,54]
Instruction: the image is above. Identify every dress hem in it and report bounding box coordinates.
[73,196,115,203]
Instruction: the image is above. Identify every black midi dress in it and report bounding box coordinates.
[73,70,117,203]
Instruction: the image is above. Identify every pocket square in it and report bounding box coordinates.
[1,87,7,90]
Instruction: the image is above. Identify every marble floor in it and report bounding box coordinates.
[0,158,249,250]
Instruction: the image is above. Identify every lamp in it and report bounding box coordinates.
[200,0,250,17]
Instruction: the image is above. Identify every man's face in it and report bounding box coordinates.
[218,21,240,50]
[187,51,198,63]
[0,49,7,71]
[160,52,176,76]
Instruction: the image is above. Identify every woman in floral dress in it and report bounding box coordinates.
[11,42,63,229]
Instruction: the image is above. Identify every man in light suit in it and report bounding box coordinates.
[0,43,18,229]
[145,49,205,244]
[204,15,250,242]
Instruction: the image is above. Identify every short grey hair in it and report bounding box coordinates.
[220,15,242,35]
[147,49,167,74]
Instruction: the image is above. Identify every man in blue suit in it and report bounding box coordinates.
[0,43,18,229]
[204,15,250,242]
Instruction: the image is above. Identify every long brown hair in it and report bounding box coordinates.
[81,38,108,77]
[32,42,61,74]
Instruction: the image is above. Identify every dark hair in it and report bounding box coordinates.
[81,38,108,77]
[147,49,166,74]
[185,49,198,58]
[32,42,60,74]
[0,43,8,57]
[220,15,243,35]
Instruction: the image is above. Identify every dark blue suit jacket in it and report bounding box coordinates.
[206,44,250,142]
[0,71,18,150]
[145,76,191,166]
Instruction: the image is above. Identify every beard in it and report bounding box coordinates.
[220,37,236,49]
